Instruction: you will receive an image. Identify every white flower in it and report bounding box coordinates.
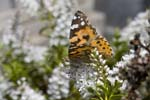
[0,73,12,100]
[2,33,16,45]
[115,50,135,69]
[1,17,24,46]
[120,80,128,90]
[139,48,149,57]
[0,13,47,63]
[121,10,150,44]
[122,53,134,63]
[23,44,47,63]
[9,82,45,100]
[107,76,117,84]
[49,37,67,46]
[47,67,69,99]
[108,67,119,75]
[68,63,97,98]
[43,0,77,46]
[107,65,123,85]
[18,0,40,16]
[116,61,125,68]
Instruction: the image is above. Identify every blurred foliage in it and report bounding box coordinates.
[107,29,129,68]
[39,11,55,37]
[38,0,56,37]
[0,42,48,93]
[43,44,68,74]
[64,81,85,100]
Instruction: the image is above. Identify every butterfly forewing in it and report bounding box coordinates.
[69,10,113,60]
[69,11,96,58]
[70,11,89,38]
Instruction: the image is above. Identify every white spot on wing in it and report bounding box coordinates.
[71,24,79,30]
[81,21,85,26]
[73,16,77,20]
[74,24,79,28]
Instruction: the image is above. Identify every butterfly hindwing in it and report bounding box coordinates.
[90,36,113,57]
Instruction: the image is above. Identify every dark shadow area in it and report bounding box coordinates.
[95,0,150,27]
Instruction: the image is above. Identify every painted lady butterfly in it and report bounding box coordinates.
[69,11,112,62]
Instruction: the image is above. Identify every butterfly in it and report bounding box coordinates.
[69,11,112,62]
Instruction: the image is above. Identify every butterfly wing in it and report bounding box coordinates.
[69,11,113,60]
[69,11,96,58]
[90,36,113,57]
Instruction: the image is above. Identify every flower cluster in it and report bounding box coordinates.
[66,48,123,99]
[117,16,150,99]
[68,62,96,98]
[23,44,47,63]
[1,11,24,46]
[43,0,77,45]
[18,0,77,46]
[0,73,12,100]
[9,78,46,100]
[86,49,123,100]
[0,6,48,100]
[121,10,150,47]
[17,0,40,16]
[0,11,46,63]
[47,66,70,99]
[90,49,123,84]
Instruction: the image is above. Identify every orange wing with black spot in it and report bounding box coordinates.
[69,11,112,59]
[90,36,113,57]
